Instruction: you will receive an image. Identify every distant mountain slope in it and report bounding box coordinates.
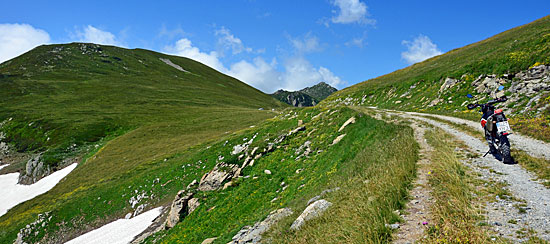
[271,90,318,107]
[300,82,338,101]
[271,82,337,107]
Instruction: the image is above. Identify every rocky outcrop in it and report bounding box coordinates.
[165,190,194,229]
[271,90,318,107]
[198,163,240,191]
[299,82,338,101]
[18,154,50,185]
[229,208,293,244]
[290,200,332,230]
[14,212,52,244]
[471,75,505,95]
[439,77,459,93]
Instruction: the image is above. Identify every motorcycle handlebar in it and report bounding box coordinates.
[466,96,507,110]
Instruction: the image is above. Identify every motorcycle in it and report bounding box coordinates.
[467,96,514,164]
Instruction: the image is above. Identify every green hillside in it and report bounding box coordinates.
[0,43,285,171]
[323,16,550,141]
[324,16,550,111]
[0,43,287,242]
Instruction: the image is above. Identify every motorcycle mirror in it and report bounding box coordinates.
[498,85,504,91]
[467,104,475,109]
[466,94,473,98]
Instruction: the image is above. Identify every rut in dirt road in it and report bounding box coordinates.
[399,113,550,241]
[393,122,433,243]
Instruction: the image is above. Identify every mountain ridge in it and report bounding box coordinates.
[271,82,337,107]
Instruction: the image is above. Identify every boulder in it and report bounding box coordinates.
[229,208,293,244]
[18,154,51,185]
[288,126,306,136]
[338,117,356,132]
[198,162,240,191]
[331,134,346,145]
[428,98,443,107]
[201,237,218,244]
[290,200,332,230]
[165,190,194,229]
[188,198,200,213]
[187,179,198,189]
[306,187,340,206]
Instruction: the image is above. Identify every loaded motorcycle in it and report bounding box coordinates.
[467,96,514,164]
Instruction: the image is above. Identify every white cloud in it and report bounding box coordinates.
[331,0,375,25]
[75,25,120,46]
[164,35,344,93]
[282,56,342,91]
[164,38,227,72]
[401,34,443,64]
[227,57,280,92]
[290,33,321,53]
[345,37,364,48]
[215,27,253,55]
[0,23,50,63]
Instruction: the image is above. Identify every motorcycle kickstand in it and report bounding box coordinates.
[483,150,491,157]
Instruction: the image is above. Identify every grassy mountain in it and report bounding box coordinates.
[0,43,289,242]
[271,82,337,107]
[323,15,550,140]
[0,43,285,171]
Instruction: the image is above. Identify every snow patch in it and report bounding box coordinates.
[159,58,189,73]
[65,207,163,244]
[0,163,77,217]
[0,164,8,171]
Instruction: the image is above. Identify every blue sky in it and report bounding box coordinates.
[1,0,549,93]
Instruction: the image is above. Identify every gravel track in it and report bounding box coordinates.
[406,112,550,161]
[397,113,550,241]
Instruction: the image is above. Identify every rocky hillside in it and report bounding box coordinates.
[324,16,550,141]
[271,82,337,107]
[300,82,338,101]
[271,90,318,107]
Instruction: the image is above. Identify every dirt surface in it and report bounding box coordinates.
[396,112,550,241]
[393,122,434,243]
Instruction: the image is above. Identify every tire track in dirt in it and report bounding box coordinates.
[393,122,433,243]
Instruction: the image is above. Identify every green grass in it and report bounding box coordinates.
[424,128,499,243]
[511,149,550,188]
[123,106,420,244]
[265,111,418,244]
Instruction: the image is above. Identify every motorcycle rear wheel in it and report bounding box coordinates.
[499,136,513,164]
